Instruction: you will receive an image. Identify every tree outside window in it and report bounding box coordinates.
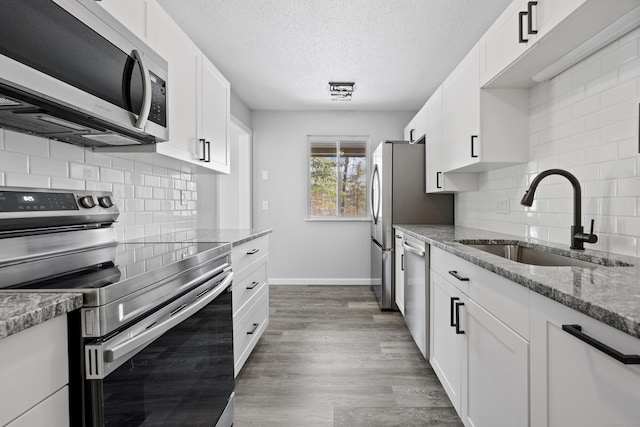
[309,137,368,218]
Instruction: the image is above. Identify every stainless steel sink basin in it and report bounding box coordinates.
[457,241,633,268]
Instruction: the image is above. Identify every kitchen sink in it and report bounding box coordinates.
[457,240,634,268]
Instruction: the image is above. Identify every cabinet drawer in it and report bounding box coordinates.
[232,235,269,273]
[0,315,69,426]
[233,260,267,315]
[431,246,529,338]
[234,284,269,375]
[6,386,69,427]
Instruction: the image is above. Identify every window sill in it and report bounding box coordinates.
[305,217,372,223]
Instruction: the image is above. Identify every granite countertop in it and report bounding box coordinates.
[190,228,272,246]
[395,224,640,339]
[0,293,83,341]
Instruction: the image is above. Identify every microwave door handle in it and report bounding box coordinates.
[131,49,152,130]
[102,272,233,364]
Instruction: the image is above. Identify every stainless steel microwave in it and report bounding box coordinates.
[0,0,168,147]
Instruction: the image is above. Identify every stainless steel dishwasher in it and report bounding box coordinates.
[402,235,429,359]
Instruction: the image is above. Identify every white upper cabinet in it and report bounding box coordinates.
[425,86,476,193]
[95,0,231,174]
[403,103,427,143]
[481,0,640,87]
[442,43,529,173]
[199,56,231,174]
[96,0,151,46]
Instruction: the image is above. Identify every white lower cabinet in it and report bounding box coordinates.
[530,291,640,427]
[430,246,529,427]
[232,235,270,376]
[0,315,69,426]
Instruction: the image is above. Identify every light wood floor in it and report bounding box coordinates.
[234,285,462,427]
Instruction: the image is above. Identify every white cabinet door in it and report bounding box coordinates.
[480,0,535,86]
[462,297,529,427]
[96,0,151,45]
[149,8,200,161]
[394,231,405,315]
[404,103,428,142]
[443,43,481,172]
[199,56,231,174]
[430,270,464,414]
[530,292,640,427]
[425,86,477,193]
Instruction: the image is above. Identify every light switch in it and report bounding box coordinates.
[262,200,269,210]
[262,170,269,180]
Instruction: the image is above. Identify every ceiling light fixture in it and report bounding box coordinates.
[329,82,355,101]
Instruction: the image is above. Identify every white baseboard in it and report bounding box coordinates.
[269,278,372,286]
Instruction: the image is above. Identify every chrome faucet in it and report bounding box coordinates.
[520,169,597,250]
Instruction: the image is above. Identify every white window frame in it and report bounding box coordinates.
[306,135,370,222]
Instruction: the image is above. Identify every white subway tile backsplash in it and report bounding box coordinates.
[30,156,68,177]
[100,167,125,184]
[50,140,84,162]
[6,173,49,188]
[70,163,100,181]
[4,131,49,156]
[51,177,85,190]
[457,32,640,256]
[0,151,28,174]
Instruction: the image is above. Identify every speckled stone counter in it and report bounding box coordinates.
[128,228,272,246]
[395,224,640,339]
[191,228,272,246]
[0,293,82,340]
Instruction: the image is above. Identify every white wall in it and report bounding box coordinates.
[251,110,414,284]
[456,27,640,257]
[0,130,199,240]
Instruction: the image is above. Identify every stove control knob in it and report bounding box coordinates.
[98,196,114,208]
[78,195,96,209]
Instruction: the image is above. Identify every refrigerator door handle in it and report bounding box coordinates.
[370,164,381,224]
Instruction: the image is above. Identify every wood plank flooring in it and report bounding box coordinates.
[234,285,462,427]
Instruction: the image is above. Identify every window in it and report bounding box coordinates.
[308,136,368,219]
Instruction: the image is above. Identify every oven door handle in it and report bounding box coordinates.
[102,271,233,363]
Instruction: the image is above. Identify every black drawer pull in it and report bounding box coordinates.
[450,297,460,327]
[448,270,469,281]
[562,324,640,364]
[470,135,478,158]
[247,323,259,335]
[455,302,465,334]
[246,248,259,255]
[246,281,260,290]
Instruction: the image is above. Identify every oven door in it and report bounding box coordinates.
[83,271,234,426]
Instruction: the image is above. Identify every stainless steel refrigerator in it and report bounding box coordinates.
[370,140,454,310]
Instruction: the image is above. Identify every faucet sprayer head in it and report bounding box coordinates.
[520,190,534,207]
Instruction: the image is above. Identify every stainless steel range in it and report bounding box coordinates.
[0,186,235,427]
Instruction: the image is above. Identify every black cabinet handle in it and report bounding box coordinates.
[246,281,260,290]
[199,138,207,161]
[246,248,259,255]
[562,324,640,364]
[450,297,460,327]
[470,135,478,158]
[455,302,465,334]
[519,10,528,43]
[527,1,538,35]
[448,270,469,281]
[409,128,415,142]
[401,254,404,271]
[247,323,259,335]
[436,171,442,189]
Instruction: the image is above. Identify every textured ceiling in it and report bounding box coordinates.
[156,0,512,111]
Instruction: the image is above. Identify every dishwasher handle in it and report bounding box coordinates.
[402,241,425,257]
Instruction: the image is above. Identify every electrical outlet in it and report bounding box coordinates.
[262,170,269,180]
[180,190,187,206]
[262,200,269,210]
[496,199,510,214]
